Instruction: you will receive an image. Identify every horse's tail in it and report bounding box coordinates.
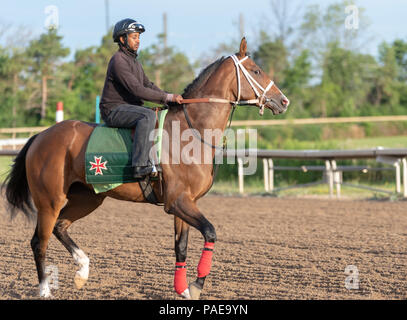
[1,134,38,221]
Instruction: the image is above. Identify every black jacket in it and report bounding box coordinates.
[100,46,168,119]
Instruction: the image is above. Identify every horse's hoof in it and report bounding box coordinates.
[39,280,53,298]
[179,288,191,299]
[188,281,202,300]
[74,273,87,290]
[39,289,53,298]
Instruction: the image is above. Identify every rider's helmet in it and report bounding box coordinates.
[113,18,145,43]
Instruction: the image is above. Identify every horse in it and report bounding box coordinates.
[2,38,289,299]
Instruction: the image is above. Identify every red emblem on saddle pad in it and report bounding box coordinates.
[89,156,108,175]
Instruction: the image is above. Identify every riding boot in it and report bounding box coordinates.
[133,165,153,179]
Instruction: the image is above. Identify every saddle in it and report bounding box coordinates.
[85,108,168,204]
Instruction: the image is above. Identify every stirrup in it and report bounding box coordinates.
[150,164,159,177]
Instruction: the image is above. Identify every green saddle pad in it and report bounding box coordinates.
[85,109,168,192]
[85,126,135,184]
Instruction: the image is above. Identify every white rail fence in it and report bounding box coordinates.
[0,126,43,150]
[0,138,29,150]
[229,149,407,198]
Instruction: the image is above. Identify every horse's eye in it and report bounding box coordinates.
[254,70,261,75]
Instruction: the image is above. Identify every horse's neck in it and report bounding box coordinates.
[186,65,235,133]
[163,63,235,164]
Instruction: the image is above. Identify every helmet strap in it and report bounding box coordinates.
[119,34,138,57]
[123,33,137,54]
[123,34,129,48]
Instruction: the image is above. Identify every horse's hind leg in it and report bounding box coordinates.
[53,183,105,290]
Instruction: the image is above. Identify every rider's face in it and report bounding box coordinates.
[121,32,140,51]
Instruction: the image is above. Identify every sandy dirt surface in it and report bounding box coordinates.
[1,195,407,300]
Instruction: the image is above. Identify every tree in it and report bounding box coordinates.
[298,0,371,82]
[253,31,288,85]
[267,0,304,46]
[26,28,69,120]
[366,42,400,110]
[392,39,407,81]
[138,34,196,96]
[0,47,13,127]
[0,45,32,127]
[391,39,407,108]
[281,50,312,117]
[317,42,377,117]
[54,29,116,122]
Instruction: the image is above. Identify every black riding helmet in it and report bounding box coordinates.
[113,18,145,43]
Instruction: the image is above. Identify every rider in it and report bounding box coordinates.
[100,18,183,178]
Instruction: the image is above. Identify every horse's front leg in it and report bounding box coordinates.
[174,216,191,299]
[168,193,217,300]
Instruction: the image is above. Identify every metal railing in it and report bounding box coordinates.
[229,148,407,198]
[230,115,407,126]
[0,150,19,156]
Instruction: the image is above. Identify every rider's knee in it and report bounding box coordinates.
[139,110,155,127]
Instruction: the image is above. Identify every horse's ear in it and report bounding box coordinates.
[238,37,247,57]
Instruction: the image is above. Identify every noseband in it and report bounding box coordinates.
[229,54,274,115]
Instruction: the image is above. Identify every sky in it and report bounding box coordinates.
[0,0,406,62]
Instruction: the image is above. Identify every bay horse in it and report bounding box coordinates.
[3,38,289,299]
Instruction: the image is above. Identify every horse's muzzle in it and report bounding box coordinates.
[265,97,289,115]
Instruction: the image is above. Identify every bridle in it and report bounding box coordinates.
[182,54,276,150]
[182,55,275,113]
[229,54,275,116]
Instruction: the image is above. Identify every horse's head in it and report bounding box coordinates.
[231,38,289,115]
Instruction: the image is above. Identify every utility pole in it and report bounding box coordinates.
[105,0,110,32]
[239,13,245,39]
[163,12,168,49]
[155,12,167,88]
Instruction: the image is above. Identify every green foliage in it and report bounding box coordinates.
[26,29,70,73]
[138,34,196,94]
[283,50,311,91]
[393,39,407,81]
[315,42,378,117]
[0,1,406,132]
[0,156,13,182]
[253,31,288,84]
[0,28,196,127]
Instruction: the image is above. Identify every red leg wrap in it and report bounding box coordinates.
[197,242,215,278]
[174,262,188,295]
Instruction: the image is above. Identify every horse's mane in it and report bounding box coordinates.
[182,56,226,98]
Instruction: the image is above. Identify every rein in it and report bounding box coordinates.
[180,97,259,105]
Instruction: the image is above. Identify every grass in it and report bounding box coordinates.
[262,134,407,151]
[320,135,407,150]
[0,156,13,182]
[210,179,398,200]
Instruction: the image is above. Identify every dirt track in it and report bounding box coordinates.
[1,195,407,300]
